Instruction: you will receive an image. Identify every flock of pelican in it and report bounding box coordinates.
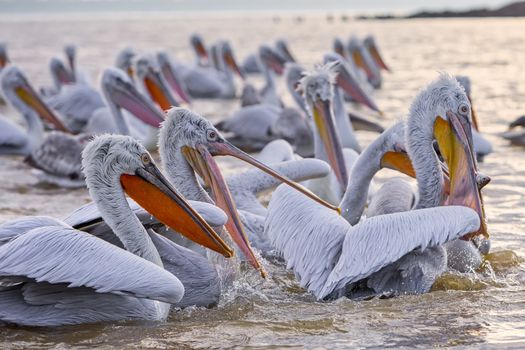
[0,32,505,327]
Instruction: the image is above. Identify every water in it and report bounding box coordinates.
[1,14,525,349]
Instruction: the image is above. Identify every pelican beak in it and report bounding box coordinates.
[120,161,233,258]
[224,50,245,80]
[336,62,381,113]
[380,150,416,178]
[159,61,192,105]
[312,98,349,191]
[434,111,488,240]
[182,144,266,277]
[195,41,208,60]
[368,42,390,72]
[267,51,286,75]
[143,67,179,111]
[15,80,70,133]
[351,49,374,80]
[111,78,165,128]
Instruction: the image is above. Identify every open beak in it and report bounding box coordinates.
[368,42,390,72]
[182,144,266,277]
[336,62,381,113]
[159,61,192,105]
[111,78,165,128]
[15,80,70,133]
[120,161,233,257]
[434,111,488,240]
[224,50,245,80]
[143,67,179,111]
[312,98,349,191]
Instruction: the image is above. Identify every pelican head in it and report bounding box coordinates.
[407,73,487,239]
[190,33,208,63]
[82,134,233,257]
[101,68,165,128]
[50,57,74,87]
[333,37,346,58]
[323,52,381,112]
[0,42,9,68]
[258,45,286,75]
[220,41,245,79]
[63,44,76,77]
[157,51,192,104]
[160,108,339,276]
[363,35,390,71]
[1,66,69,133]
[135,55,179,111]
[275,38,295,63]
[115,47,136,78]
[299,62,348,190]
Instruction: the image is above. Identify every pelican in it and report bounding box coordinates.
[0,66,71,156]
[455,75,492,160]
[173,40,244,99]
[44,56,104,133]
[265,74,488,300]
[0,134,234,326]
[158,107,338,276]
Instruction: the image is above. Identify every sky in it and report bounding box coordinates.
[0,0,513,15]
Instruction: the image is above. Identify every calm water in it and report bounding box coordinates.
[1,14,525,349]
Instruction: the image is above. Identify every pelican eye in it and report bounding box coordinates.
[206,129,218,141]
[458,103,470,116]
[141,153,151,164]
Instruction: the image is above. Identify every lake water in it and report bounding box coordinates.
[0,14,525,349]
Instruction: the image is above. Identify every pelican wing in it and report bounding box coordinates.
[25,131,84,179]
[0,225,184,304]
[319,206,480,299]
[266,185,348,295]
[228,158,330,216]
[0,216,68,245]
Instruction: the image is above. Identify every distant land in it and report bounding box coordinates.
[358,1,525,19]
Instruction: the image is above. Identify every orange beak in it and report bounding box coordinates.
[120,161,233,257]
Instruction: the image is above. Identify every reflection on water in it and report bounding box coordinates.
[1,14,525,349]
